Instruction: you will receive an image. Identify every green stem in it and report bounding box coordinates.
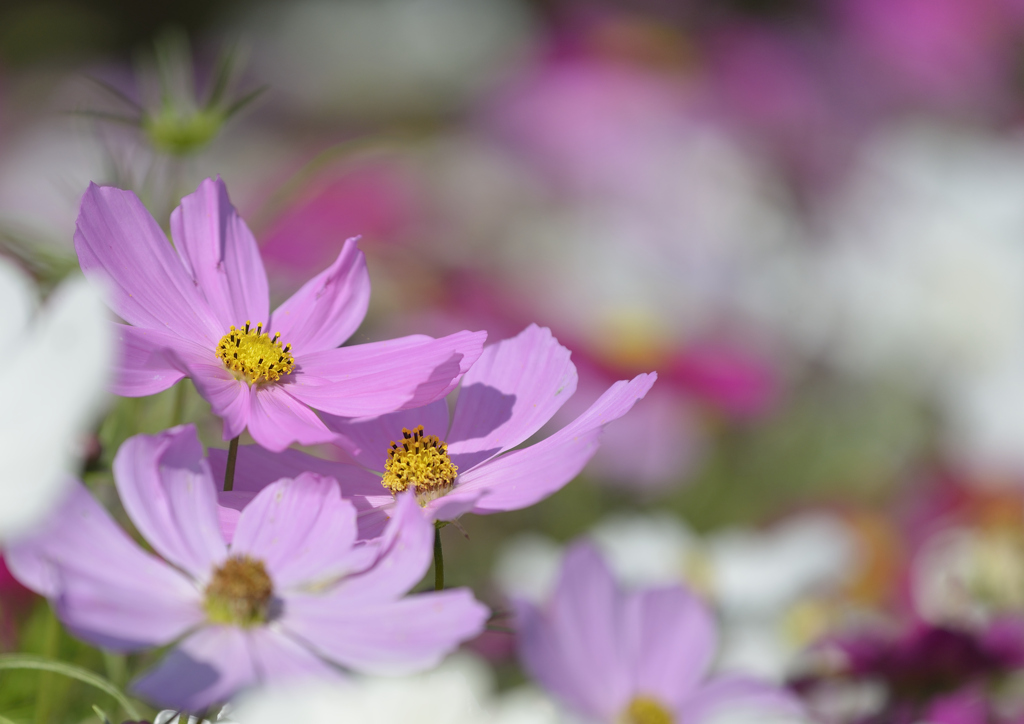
[170,380,187,427]
[433,526,444,591]
[0,654,143,720]
[224,436,239,492]
[33,608,60,724]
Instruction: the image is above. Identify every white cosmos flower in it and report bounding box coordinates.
[0,257,112,539]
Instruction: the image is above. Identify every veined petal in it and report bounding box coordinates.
[448,325,577,470]
[282,588,488,676]
[6,485,204,651]
[170,177,270,330]
[112,324,208,397]
[287,331,486,417]
[461,373,656,514]
[246,627,341,684]
[322,399,450,471]
[247,385,337,453]
[113,426,227,581]
[182,361,252,440]
[270,238,370,356]
[208,444,382,497]
[131,626,257,711]
[326,493,431,604]
[230,475,370,590]
[74,183,220,343]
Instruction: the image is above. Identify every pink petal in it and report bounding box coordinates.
[230,474,372,589]
[287,330,486,416]
[183,361,251,440]
[516,543,630,720]
[74,183,220,343]
[131,626,257,711]
[677,675,804,723]
[6,484,204,652]
[326,493,431,605]
[447,325,577,470]
[111,325,188,397]
[626,587,716,710]
[112,426,227,581]
[269,238,370,356]
[247,384,337,452]
[170,177,270,331]
[282,587,488,675]
[460,373,657,513]
[246,626,341,684]
[322,399,450,471]
[207,444,382,497]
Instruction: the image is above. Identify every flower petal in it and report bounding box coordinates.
[131,626,257,711]
[322,399,450,471]
[247,385,337,453]
[460,373,657,514]
[182,361,252,440]
[6,484,204,651]
[282,587,488,675]
[231,474,371,589]
[0,274,112,540]
[625,587,716,710]
[246,627,341,684]
[326,493,431,604]
[74,183,220,343]
[170,177,270,330]
[270,238,370,355]
[207,444,382,497]
[112,324,209,397]
[515,542,630,720]
[677,675,804,723]
[113,426,227,581]
[447,325,577,470]
[287,331,486,417]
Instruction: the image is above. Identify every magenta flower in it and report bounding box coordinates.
[6,426,488,711]
[207,325,656,536]
[75,177,485,451]
[516,542,803,724]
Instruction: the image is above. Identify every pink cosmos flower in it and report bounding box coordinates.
[6,425,487,711]
[516,542,803,724]
[209,325,656,537]
[75,177,485,451]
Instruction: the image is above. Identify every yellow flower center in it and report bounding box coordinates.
[216,321,294,384]
[204,555,274,627]
[621,697,674,724]
[381,425,458,504]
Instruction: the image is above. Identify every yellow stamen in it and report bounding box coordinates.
[382,425,458,504]
[216,320,294,384]
[621,696,674,724]
[204,555,274,627]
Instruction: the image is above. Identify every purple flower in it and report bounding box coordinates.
[207,325,656,536]
[6,426,488,711]
[515,542,803,724]
[75,177,486,451]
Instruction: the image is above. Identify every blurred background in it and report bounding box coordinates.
[5,0,1024,721]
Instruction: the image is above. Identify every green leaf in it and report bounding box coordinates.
[0,655,142,720]
[0,712,18,724]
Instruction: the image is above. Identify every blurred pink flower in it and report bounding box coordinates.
[7,426,487,711]
[75,176,485,451]
[515,542,803,724]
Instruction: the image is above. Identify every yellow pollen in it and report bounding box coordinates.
[381,425,458,504]
[204,555,274,627]
[216,321,294,384]
[621,697,674,724]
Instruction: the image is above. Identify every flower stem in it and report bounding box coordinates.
[224,436,239,492]
[433,526,444,591]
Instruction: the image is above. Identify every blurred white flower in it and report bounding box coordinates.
[154,707,236,724]
[494,511,857,682]
[232,655,564,724]
[797,124,1024,476]
[0,258,112,539]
